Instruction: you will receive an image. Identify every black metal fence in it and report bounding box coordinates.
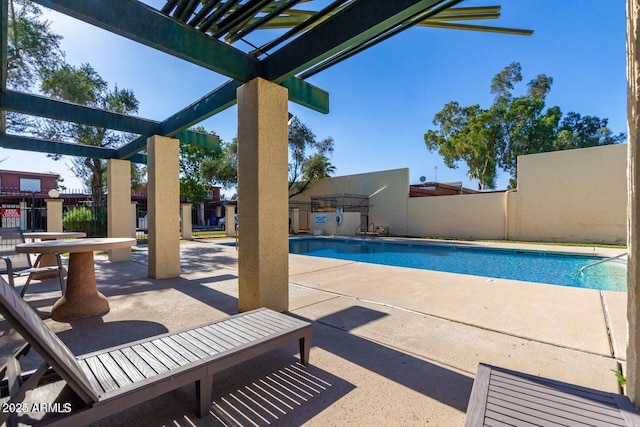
[0,186,233,239]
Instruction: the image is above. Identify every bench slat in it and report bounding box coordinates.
[84,355,119,393]
[216,321,256,343]
[149,338,192,366]
[490,378,621,417]
[140,342,181,369]
[174,332,213,357]
[465,364,640,427]
[488,388,625,426]
[161,336,200,362]
[186,328,228,353]
[97,353,134,388]
[197,325,238,349]
[129,344,170,374]
[207,325,249,348]
[119,347,158,378]
[107,350,147,383]
[179,330,220,356]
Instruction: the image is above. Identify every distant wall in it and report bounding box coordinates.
[290,144,627,244]
[507,144,627,244]
[408,192,506,240]
[291,168,410,236]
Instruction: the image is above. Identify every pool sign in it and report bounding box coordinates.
[1,208,20,218]
[315,214,327,224]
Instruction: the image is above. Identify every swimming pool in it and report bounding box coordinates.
[289,238,627,291]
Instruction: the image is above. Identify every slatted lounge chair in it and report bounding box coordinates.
[0,227,65,297]
[465,363,640,427]
[0,276,312,426]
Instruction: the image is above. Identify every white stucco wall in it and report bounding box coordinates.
[508,144,627,244]
[290,144,627,244]
[291,168,410,236]
[408,192,506,240]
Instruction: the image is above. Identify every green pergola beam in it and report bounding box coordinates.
[31,0,260,82]
[418,21,533,35]
[262,0,456,83]
[30,0,329,114]
[0,133,146,163]
[2,90,162,135]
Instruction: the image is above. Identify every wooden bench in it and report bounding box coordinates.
[0,276,312,426]
[465,363,640,427]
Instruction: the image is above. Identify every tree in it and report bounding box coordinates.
[200,138,238,189]
[6,0,63,90]
[287,116,335,198]
[424,102,498,190]
[201,116,336,198]
[39,63,140,201]
[424,62,625,189]
[5,0,63,134]
[179,128,222,205]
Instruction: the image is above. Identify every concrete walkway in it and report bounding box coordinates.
[11,238,629,426]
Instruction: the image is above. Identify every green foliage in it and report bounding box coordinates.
[63,206,103,237]
[424,62,625,189]
[179,129,222,204]
[201,116,336,198]
[612,369,627,386]
[39,63,140,200]
[201,138,238,189]
[6,0,63,90]
[287,116,335,198]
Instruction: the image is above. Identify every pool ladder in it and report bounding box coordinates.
[579,252,627,276]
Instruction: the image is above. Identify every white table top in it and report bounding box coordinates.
[16,237,136,254]
[23,231,87,239]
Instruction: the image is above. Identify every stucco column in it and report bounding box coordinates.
[237,78,289,312]
[628,0,640,406]
[181,203,192,239]
[130,202,137,238]
[107,159,132,262]
[45,199,63,232]
[291,208,299,234]
[225,205,236,237]
[148,135,180,279]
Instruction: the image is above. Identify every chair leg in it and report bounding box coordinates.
[55,254,66,295]
[19,275,32,298]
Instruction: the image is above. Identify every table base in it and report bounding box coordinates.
[50,251,110,322]
[51,293,109,322]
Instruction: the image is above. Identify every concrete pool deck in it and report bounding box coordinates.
[9,237,629,426]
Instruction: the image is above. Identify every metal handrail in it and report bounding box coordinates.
[579,252,627,275]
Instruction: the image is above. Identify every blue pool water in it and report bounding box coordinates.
[289,238,627,291]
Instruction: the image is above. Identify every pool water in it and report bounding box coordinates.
[289,238,627,291]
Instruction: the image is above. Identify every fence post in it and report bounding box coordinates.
[181,203,192,239]
[45,199,63,232]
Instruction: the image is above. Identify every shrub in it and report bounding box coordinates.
[63,207,99,236]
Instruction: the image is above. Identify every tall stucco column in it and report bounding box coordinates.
[45,199,63,232]
[130,202,137,238]
[291,208,299,234]
[225,205,236,237]
[628,0,640,406]
[237,78,289,312]
[148,135,180,279]
[181,203,192,239]
[107,159,132,262]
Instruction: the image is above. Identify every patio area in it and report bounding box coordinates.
[7,238,627,426]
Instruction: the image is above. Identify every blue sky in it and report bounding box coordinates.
[1,0,627,191]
